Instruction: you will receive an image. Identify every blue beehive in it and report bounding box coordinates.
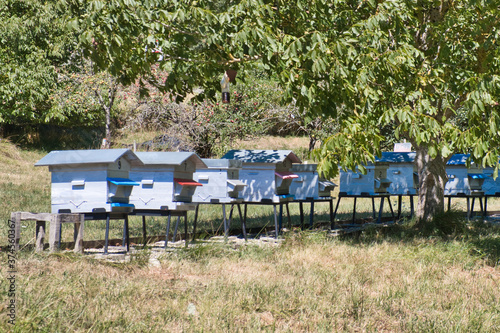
[192,159,246,203]
[35,149,143,213]
[376,152,417,195]
[482,165,500,196]
[445,154,486,195]
[221,150,302,203]
[129,152,207,211]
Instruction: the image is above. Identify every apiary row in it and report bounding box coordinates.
[35,149,337,216]
[339,152,498,197]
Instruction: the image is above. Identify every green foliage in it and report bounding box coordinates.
[0,0,70,125]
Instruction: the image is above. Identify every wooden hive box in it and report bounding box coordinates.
[129,152,207,211]
[35,149,143,213]
[289,163,320,200]
[221,150,302,203]
[445,154,486,195]
[339,162,391,196]
[376,152,417,195]
[193,159,246,204]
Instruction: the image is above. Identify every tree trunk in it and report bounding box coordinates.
[415,147,448,224]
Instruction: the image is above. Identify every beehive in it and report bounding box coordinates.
[221,150,302,203]
[192,159,246,203]
[376,152,417,195]
[129,152,207,211]
[290,163,337,200]
[445,154,487,195]
[35,149,143,213]
[338,162,391,196]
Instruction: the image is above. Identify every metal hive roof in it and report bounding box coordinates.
[446,154,470,166]
[221,150,302,164]
[34,149,143,166]
[135,152,206,168]
[376,152,416,163]
[201,158,242,169]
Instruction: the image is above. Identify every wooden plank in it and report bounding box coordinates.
[10,212,22,251]
[35,221,46,253]
[17,212,52,221]
[58,213,84,224]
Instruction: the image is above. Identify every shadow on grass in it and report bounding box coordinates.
[340,210,500,267]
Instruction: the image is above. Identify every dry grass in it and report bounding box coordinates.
[1,235,499,332]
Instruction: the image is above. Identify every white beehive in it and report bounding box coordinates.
[445,154,486,195]
[290,163,337,200]
[339,162,391,196]
[193,159,246,203]
[376,152,417,195]
[290,164,319,200]
[221,150,302,203]
[129,152,207,211]
[35,149,143,213]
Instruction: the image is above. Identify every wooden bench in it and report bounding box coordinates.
[10,212,84,253]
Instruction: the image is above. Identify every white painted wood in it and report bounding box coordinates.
[192,159,245,203]
[290,164,320,200]
[339,163,390,196]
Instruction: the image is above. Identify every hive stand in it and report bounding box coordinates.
[446,194,486,220]
[132,209,190,249]
[331,194,395,229]
[296,197,335,230]
[191,203,247,242]
[10,212,84,253]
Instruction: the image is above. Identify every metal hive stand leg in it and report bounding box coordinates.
[173,216,181,242]
[236,204,247,241]
[309,200,314,229]
[377,197,385,223]
[273,205,279,239]
[278,204,284,234]
[192,205,200,242]
[184,212,188,248]
[222,204,228,242]
[104,214,110,255]
[331,197,342,230]
[142,216,147,248]
[299,202,305,230]
[165,214,172,249]
[329,198,334,229]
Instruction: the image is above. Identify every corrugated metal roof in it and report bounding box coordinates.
[376,152,416,163]
[35,149,143,166]
[221,150,302,164]
[202,158,242,169]
[135,152,206,168]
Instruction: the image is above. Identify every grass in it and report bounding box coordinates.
[0,140,499,332]
[1,232,499,332]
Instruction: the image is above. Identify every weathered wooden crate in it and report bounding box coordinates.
[339,162,391,196]
[376,152,417,195]
[193,159,246,203]
[35,149,143,213]
[445,154,486,195]
[129,152,207,211]
[221,150,302,203]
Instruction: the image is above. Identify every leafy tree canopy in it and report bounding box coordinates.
[49,0,500,221]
